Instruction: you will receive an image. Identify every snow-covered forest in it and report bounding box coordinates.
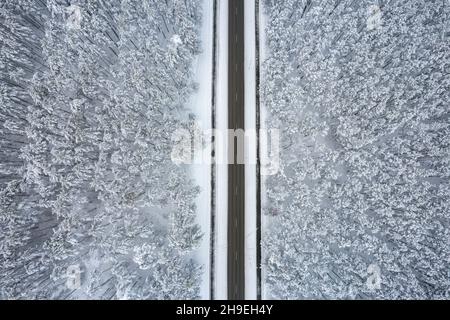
[262,0,449,299]
[0,0,205,299]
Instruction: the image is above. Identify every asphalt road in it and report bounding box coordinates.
[227,0,245,300]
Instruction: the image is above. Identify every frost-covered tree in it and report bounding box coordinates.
[1,0,205,299]
[262,0,450,299]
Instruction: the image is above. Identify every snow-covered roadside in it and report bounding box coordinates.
[188,0,214,299]
[258,0,270,300]
[244,0,257,300]
[214,0,229,300]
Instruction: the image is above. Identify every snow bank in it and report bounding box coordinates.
[214,0,229,300]
[188,0,214,300]
[244,0,257,300]
[258,0,269,300]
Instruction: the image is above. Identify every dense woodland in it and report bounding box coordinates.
[1,0,449,300]
[262,0,449,299]
[0,0,204,299]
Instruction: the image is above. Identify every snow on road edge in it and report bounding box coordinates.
[189,0,213,299]
[244,0,257,300]
[214,0,229,300]
[258,0,270,301]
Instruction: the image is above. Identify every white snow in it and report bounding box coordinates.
[214,0,229,300]
[244,0,257,300]
[188,0,214,300]
[258,0,269,300]
[170,34,182,46]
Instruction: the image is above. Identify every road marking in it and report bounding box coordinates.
[228,0,245,301]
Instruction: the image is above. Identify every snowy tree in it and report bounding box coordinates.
[262,0,450,299]
[0,0,205,299]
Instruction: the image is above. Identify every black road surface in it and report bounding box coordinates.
[227,0,245,300]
